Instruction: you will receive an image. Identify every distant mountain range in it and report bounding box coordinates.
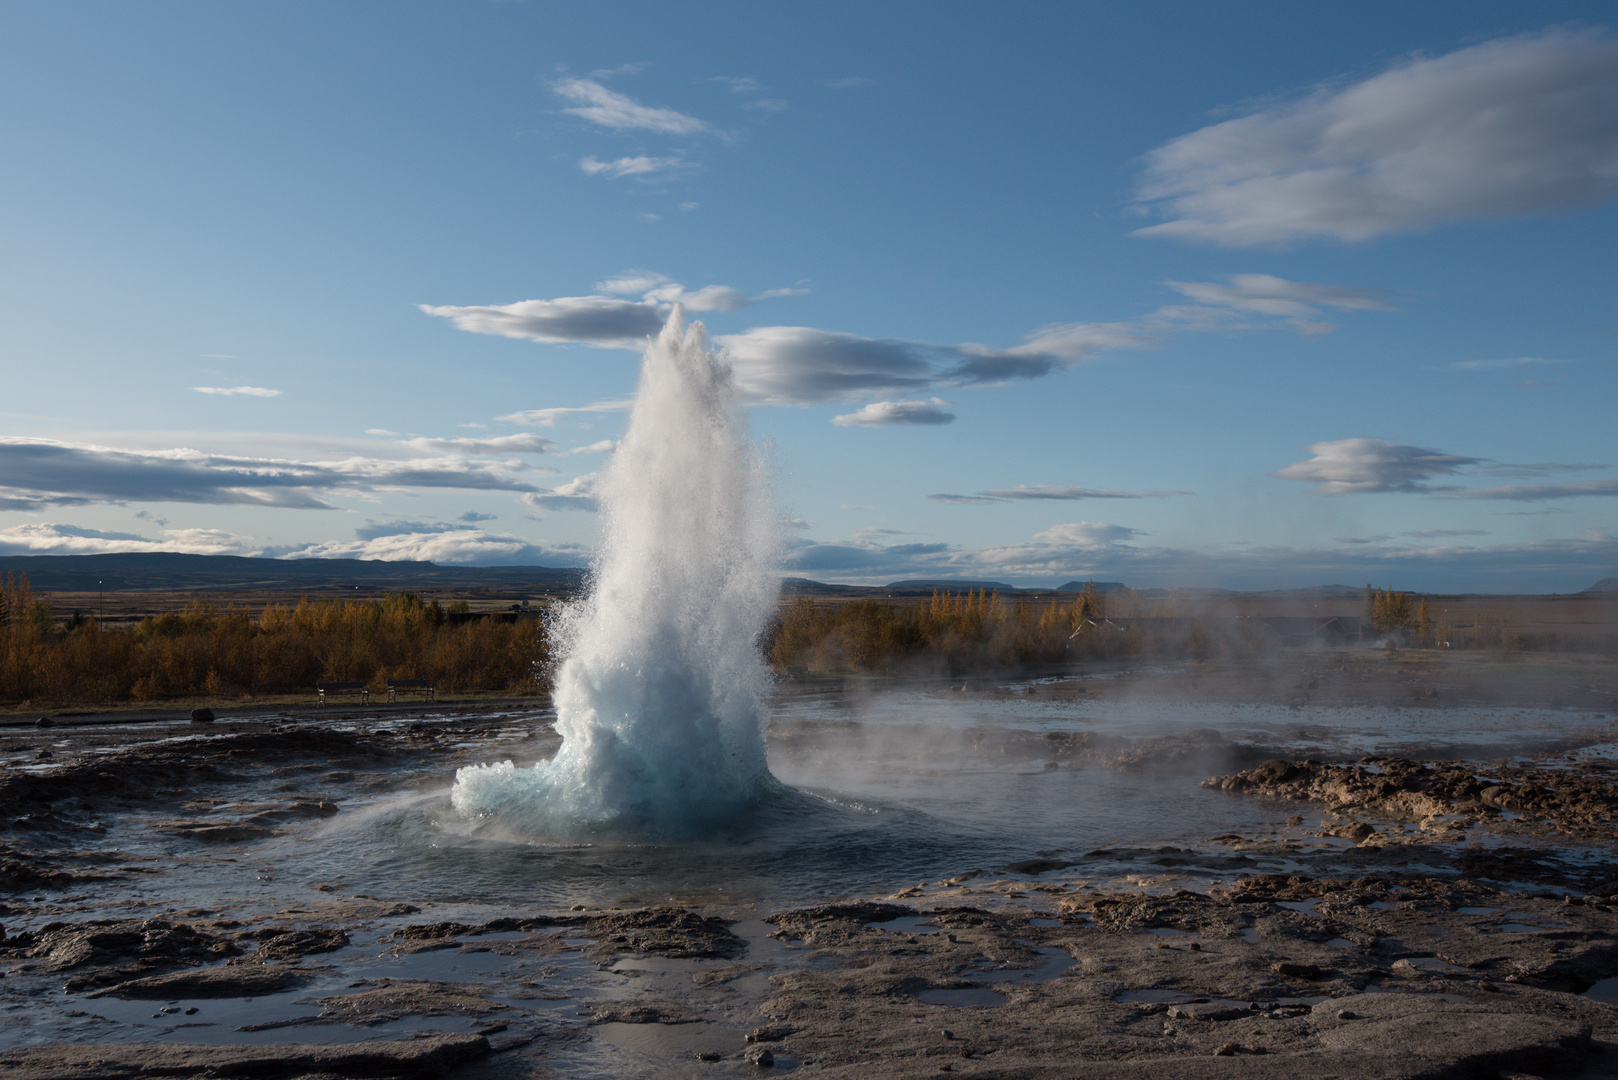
[0,552,584,593]
[3,552,1610,597]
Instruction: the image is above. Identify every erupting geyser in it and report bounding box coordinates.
[450,308,783,839]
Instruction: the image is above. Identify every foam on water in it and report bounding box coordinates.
[451,309,782,839]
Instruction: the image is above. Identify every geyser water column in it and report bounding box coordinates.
[451,308,783,839]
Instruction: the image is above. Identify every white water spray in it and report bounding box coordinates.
[451,308,782,839]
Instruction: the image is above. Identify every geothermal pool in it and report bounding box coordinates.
[19,681,1611,917]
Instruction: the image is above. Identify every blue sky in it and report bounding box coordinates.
[2,1,1615,591]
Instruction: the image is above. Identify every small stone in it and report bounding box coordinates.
[695,1051,721,1062]
[571,904,586,911]
[1188,942,1202,951]
[744,1046,774,1067]
[1479,981,1498,992]
[1271,961,1323,979]
[35,716,54,728]
[941,1029,954,1040]
[1286,815,1303,826]
[1336,1009,1357,1020]
[184,1007,198,1015]
[190,707,215,723]
[1214,1042,1240,1056]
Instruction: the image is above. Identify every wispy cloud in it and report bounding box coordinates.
[402,433,558,455]
[192,386,281,397]
[569,439,617,455]
[1135,29,1618,246]
[0,437,554,511]
[421,274,806,351]
[496,400,633,427]
[420,296,664,347]
[428,273,1380,409]
[0,522,255,557]
[282,529,586,566]
[552,77,709,135]
[930,485,1195,504]
[708,76,761,94]
[1406,528,1486,538]
[1164,274,1396,335]
[1445,356,1571,371]
[1272,438,1482,494]
[821,76,873,89]
[1445,479,1618,502]
[579,155,689,179]
[831,398,956,427]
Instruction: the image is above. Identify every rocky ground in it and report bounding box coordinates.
[1,660,1617,1078]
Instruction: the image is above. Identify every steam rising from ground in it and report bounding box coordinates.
[451,309,782,839]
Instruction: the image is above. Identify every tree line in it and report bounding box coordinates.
[0,573,546,706]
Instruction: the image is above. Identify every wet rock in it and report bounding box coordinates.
[189,708,214,723]
[314,979,504,1024]
[0,917,238,990]
[0,1033,489,1079]
[244,927,350,961]
[744,1046,775,1067]
[589,1002,705,1024]
[1168,1002,1250,1021]
[150,820,280,843]
[585,906,743,961]
[87,962,315,999]
[34,717,53,728]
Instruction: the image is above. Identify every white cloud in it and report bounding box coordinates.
[280,530,586,566]
[552,77,710,135]
[830,398,957,427]
[1165,274,1396,335]
[931,485,1195,503]
[641,282,749,312]
[0,522,254,557]
[402,433,558,455]
[419,296,664,347]
[518,472,600,512]
[715,323,1147,405]
[596,271,671,294]
[637,213,662,223]
[192,386,281,397]
[496,399,632,426]
[569,440,617,455]
[1135,29,1618,246]
[1272,438,1482,494]
[708,76,761,94]
[0,437,553,510]
[745,99,789,114]
[364,428,399,437]
[579,155,689,179]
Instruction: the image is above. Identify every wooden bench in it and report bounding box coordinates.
[316,681,369,706]
[386,679,435,703]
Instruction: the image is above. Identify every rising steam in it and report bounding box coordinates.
[451,308,783,839]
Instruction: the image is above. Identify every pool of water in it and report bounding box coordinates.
[15,683,1616,917]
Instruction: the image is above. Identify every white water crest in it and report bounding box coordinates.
[451,308,783,839]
